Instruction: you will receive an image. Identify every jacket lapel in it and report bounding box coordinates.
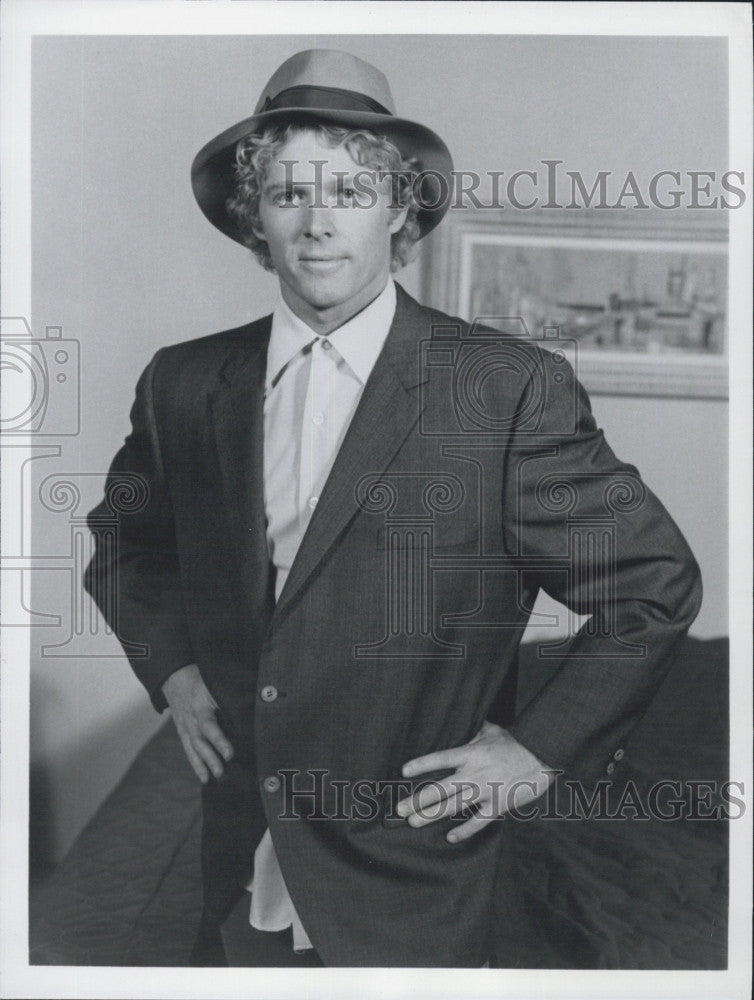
[273,285,431,621]
[208,319,273,620]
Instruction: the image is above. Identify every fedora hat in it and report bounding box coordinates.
[191,49,454,245]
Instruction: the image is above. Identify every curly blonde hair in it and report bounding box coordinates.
[226,122,422,272]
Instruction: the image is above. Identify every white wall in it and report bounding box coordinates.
[30,34,728,866]
[587,394,726,638]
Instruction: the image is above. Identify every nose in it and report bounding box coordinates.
[302,202,335,239]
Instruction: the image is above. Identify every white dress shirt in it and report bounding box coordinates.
[247,278,397,950]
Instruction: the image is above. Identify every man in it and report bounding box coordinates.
[84,49,702,968]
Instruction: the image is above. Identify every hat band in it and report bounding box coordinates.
[260,84,393,117]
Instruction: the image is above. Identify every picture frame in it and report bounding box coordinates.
[422,207,729,398]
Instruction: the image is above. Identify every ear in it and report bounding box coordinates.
[388,204,409,235]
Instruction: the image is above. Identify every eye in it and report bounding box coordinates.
[271,189,301,207]
[335,182,357,205]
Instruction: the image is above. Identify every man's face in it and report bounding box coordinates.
[255,130,408,333]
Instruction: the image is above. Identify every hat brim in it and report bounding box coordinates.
[191,107,454,245]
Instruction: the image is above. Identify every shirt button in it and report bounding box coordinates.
[321,339,332,351]
[614,748,625,761]
[312,412,325,426]
[263,775,280,793]
[606,762,616,775]
[260,685,278,703]
[308,496,318,509]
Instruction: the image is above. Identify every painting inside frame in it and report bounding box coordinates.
[423,208,728,398]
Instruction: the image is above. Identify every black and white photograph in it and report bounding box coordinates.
[1,3,751,999]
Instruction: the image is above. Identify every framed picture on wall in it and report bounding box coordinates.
[422,208,729,398]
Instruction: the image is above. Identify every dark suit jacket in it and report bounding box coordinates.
[84,283,702,966]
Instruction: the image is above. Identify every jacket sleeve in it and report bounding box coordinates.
[503,354,703,785]
[83,349,194,711]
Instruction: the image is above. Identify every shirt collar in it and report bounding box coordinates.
[266,278,396,390]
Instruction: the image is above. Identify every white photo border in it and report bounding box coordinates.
[2,3,751,999]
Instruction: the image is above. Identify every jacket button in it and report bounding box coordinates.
[606,762,616,775]
[263,775,280,793]
[260,685,278,702]
[614,748,625,760]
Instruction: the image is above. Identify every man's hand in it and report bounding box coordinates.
[162,664,234,783]
[397,721,554,843]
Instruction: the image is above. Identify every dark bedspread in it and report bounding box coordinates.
[29,636,729,968]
